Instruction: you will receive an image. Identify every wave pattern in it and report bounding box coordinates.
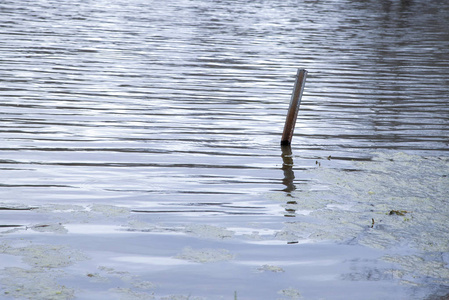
[1,0,448,209]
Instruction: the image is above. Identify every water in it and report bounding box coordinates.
[1,0,448,299]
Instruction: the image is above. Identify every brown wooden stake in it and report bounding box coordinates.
[281,68,307,146]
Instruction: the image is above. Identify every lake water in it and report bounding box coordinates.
[1,0,448,299]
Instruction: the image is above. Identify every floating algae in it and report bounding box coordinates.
[125,220,157,231]
[85,272,109,283]
[90,204,130,217]
[97,265,157,290]
[0,243,88,269]
[185,224,234,240]
[0,152,446,298]
[124,220,235,241]
[77,266,160,299]
[382,255,449,286]
[0,242,88,299]
[35,204,86,213]
[1,267,75,300]
[272,152,449,250]
[257,264,285,273]
[277,287,303,299]
[271,152,449,287]
[175,247,234,263]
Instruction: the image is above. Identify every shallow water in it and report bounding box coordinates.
[1,0,449,299]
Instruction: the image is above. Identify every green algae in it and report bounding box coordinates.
[0,243,88,269]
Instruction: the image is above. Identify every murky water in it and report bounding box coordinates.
[1,0,448,299]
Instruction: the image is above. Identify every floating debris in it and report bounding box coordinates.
[388,210,409,216]
[31,223,68,234]
[90,204,129,217]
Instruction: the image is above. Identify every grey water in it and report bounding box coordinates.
[1,0,448,299]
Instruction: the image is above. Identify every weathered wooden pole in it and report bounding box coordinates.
[281,69,307,146]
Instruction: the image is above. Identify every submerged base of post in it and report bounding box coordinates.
[281,69,308,146]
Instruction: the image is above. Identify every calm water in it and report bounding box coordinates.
[1,0,449,299]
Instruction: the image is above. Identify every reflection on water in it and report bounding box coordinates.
[281,145,296,195]
[0,0,448,298]
[281,145,298,219]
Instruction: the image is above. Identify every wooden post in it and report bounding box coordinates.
[281,69,307,146]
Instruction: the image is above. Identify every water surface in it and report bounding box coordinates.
[1,0,448,299]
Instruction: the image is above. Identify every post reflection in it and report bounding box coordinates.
[281,145,297,218]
